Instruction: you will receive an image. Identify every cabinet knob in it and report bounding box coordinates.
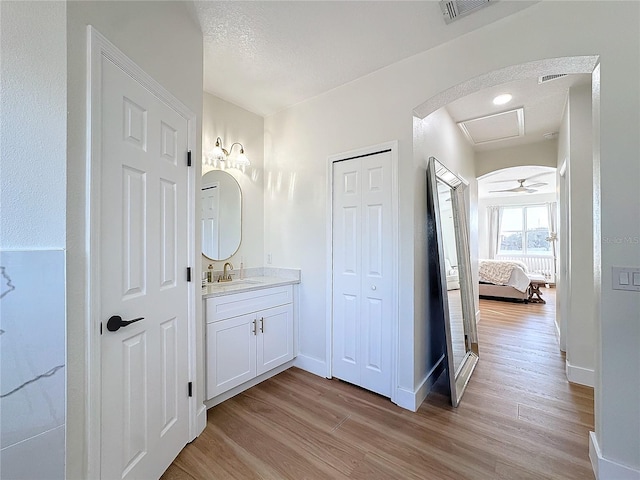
[371,285,377,291]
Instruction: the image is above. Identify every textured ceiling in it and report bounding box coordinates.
[194,1,538,116]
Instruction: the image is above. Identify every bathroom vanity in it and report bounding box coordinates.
[202,270,300,407]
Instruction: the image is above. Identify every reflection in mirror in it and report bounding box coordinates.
[427,156,478,407]
[201,170,241,261]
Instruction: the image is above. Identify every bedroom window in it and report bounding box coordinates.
[499,205,551,255]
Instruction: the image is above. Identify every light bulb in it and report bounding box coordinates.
[493,93,512,106]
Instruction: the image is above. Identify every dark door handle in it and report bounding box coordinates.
[107,315,144,332]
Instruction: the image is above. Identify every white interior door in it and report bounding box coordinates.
[332,151,393,397]
[201,182,220,258]
[99,57,190,479]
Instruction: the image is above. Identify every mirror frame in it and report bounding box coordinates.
[426,156,478,407]
[201,169,242,261]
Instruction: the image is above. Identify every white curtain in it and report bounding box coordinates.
[547,202,558,282]
[487,206,502,259]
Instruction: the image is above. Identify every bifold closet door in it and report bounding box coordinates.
[332,151,392,397]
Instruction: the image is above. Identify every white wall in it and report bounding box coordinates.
[201,92,264,271]
[264,1,640,473]
[476,140,558,178]
[0,3,67,478]
[65,3,203,478]
[478,193,556,260]
[563,84,596,387]
[0,1,67,249]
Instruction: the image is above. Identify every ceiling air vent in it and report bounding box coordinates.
[538,74,568,84]
[440,0,493,24]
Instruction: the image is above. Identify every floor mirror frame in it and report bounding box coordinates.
[427,156,479,407]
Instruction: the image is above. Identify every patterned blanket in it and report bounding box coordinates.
[479,259,529,286]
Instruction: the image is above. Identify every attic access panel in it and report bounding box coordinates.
[457,107,524,146]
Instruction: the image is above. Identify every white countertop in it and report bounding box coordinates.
[201,271,300,298]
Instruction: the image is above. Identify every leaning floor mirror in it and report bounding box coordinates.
[426,156,478,407]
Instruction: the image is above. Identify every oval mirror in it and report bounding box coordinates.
[201,170,242,260]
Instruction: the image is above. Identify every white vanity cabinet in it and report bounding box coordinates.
[205,285,294,399]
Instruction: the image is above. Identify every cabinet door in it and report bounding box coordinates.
[207,313,257,398]
[257,304,294,376]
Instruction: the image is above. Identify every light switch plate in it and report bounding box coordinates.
[612,267,640,292]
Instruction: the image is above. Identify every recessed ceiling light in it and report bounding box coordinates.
[493,93,513,106]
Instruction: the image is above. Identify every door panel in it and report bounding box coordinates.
[122,166,146,298]
[366,204,383,276]
[364,297,383,372]
[360,155,392,396]
[160,180,177,290]
[207,314,257,398]
[339,294,358,365]
[332,161,362,384]
[332,151,393,397]
[100,56,189,480]
[257,304,294,375]
[160,318,178,436]
[121,331,147,473]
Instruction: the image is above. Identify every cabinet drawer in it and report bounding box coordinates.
[206,285,293,322]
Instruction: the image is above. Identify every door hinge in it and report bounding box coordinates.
[187,267,192,282]
[187,150,192,167]
[188,381,193,397]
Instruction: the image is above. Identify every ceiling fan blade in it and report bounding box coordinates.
[488,171,554,184]
[488,178,521,184]
[489,186,523,193]
[526,182,547,188]
[526,171,555,181]
[489,185,539,194]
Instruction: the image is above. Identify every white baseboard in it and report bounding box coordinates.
[590,432,640,479]
[394,355,445,412]
[566,360,595,387]
[204,360,294,409]
[293,354,327,378]
[554,320,566,352]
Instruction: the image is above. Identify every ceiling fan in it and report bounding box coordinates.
[489,178,548,194]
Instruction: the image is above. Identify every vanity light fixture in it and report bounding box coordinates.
[207,137,250,169]
[492,93,512,106]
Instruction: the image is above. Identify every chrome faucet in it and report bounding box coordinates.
[218,262,234,282]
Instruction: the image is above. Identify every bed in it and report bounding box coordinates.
[478,259,546,303]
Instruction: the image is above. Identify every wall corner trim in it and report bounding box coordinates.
[590,432,640,480]
[566,360,595,387]
[394,355,445,412]
[294,354,327,378]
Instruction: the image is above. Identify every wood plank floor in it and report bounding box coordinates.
[163,287,594,479]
